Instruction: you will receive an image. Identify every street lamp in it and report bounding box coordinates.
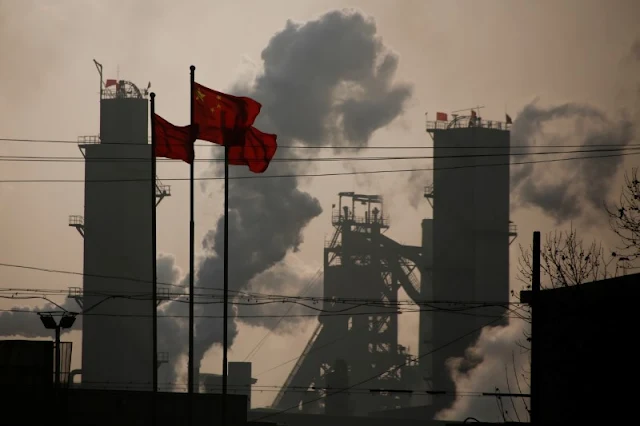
[38,312,77,389]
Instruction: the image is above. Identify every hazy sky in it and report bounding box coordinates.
[1,0,639,416]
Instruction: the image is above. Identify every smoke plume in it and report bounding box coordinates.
[178,9,412,374]
[0,253,180,342]
[0,298,81,339]
[436,320,530,422]
[510,100,635,225]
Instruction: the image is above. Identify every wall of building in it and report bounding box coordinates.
[81,97,153,391]
[529,273,640,423]
[429,127,511,410]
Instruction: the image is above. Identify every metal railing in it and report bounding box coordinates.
[426,118,511,131]
[68,287,83,298]
[509,222,518,234]
[331,213,389,227]
[68,215,84,227]
[77,135,101,145]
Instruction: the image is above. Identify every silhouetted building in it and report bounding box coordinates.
[273,193,424,415]
[424,114,515,413]
[68,72,164,390]
[199,362,257,410]
[522,272,640,424]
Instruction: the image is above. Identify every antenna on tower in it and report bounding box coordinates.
[451,105,485,115]
[93,59,103,99]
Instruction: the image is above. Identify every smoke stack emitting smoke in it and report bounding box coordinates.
[159,9,412,381]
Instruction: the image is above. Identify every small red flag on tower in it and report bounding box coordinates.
[436,112,448,121]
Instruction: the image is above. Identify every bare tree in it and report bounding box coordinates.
[607,167,640,264]
[504,226,624,422]
[516,226,625,290]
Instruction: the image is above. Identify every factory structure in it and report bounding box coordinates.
[67,62,158,391]
[59,64,514,421]
[272,112,515,417]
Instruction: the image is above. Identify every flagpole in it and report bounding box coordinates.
[223,140,229,425]
[188,65,196,424]
[150,92,158,424]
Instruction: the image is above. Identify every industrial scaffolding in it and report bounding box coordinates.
[272,192,427,416]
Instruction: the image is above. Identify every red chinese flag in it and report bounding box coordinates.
[105,79,117,87]
[228,127,278,173]
[193,82,262,145]
[153,113,196,164]
[436,112,448,121]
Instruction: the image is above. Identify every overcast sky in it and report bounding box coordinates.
[1,0,639,416]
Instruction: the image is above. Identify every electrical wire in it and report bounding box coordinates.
[12,379,525,398]
[0,262,528,305]
[1,146,637,164]
[1,150,638,183]
[0,306,521,320]
[243,268,323,362]
[2,136,637,149]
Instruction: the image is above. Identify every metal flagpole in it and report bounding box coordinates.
[223,139,229,424]
[150,92,158,425]
[188,65,196,426]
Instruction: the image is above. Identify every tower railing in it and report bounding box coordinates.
[426,118,511,131]
[77,135,101,145]
[331,213,389,228]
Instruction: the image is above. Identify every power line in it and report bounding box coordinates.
[243,268,323,362]
[13,379,527,398]
[0,262,526,305]
[0,305,521,320]
[2,136,637,149]
[1,150,638,184]
[1,146,637,164]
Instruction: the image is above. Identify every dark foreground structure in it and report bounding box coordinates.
[5,388,248,426]
[522,272,640,424]
[1,340,248,425]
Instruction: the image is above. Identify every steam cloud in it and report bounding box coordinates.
[511,39,640,225]
[436,320,530,422]
[510,100,635,225]
[0,254,181,342]
[0,298,81,339]
[160,9,412,378]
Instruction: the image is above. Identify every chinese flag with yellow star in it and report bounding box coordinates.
[228,126,278,173]
[193,82,262,145]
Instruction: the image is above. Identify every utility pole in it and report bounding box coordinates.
[530,231,541,424]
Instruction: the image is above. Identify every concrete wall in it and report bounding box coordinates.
[429,127,511,410]
[81,97,153,390]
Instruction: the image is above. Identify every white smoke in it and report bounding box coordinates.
[436,319,531,422]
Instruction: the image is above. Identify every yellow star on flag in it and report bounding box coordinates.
[196,89,206,102]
